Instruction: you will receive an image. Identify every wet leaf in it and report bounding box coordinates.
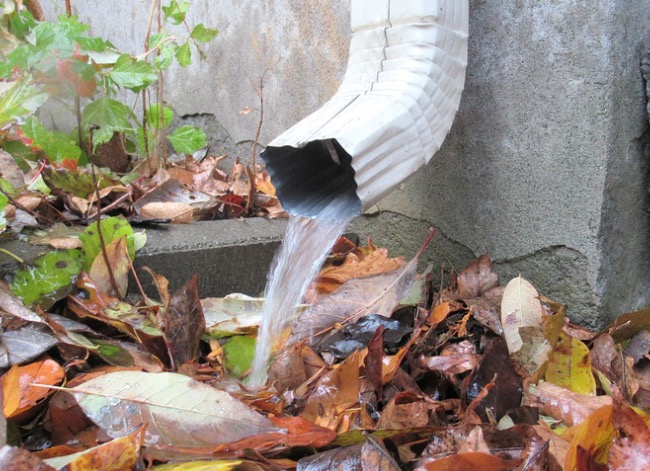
[416,451,521,471]
[0,322,58,368]
[609,400,650,469]
[604,308,650,343]
[314,313,412,361]
[292,261,418,344]
[79,216,136,271]
[165,274,205,367]
[1,358,64,419]
[43,425,144,470]
[0,280,45,324]
[41,166,121,200]
[466,337,523,421]
[453,254,500,299]
[222,336,256,378]
[71,371,280,448]
[312,248,405,295]
[564,405,613,470]
[303,350,361,431]
[0,445,55,470]
[525,381,612,426]
[10,249,83,309]
[202,294,264,337]
[545,331,596,395]
[500,276,543,354]
[296,443,362,470]
[153,461,243,470]
[88,236,130,298]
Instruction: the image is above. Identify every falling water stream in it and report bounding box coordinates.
[248,202,353,387]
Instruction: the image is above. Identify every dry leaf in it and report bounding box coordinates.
[1,358,64,419]
[500,276,543,354]
[545,331,596,395]
[140,202,193,223]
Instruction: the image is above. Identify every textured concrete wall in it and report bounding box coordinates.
[40,1,650,327]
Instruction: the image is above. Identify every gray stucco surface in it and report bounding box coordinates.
[38,1,650,328]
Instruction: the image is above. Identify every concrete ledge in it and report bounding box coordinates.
[0,219,288,298]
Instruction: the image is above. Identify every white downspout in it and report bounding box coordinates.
[261,0,469,219]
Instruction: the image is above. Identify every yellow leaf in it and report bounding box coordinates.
[564,405,614,470]
[153,460,243,470]
[545,331,596,395]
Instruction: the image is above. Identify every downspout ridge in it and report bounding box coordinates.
[261,0,469,218]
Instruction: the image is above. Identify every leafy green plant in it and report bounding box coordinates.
[0,0,217,176]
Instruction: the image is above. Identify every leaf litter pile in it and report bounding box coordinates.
[1,219,650,470]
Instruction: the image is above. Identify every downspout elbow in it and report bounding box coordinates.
[261,0,469,219]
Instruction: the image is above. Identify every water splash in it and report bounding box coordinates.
[248,203,352,387]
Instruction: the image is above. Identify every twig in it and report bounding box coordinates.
[157,1,168,166]
[90,165,123,301]
[248,72,267,178]
[141,0,158,165]
[64,0,72,16]
[24,0,45,21]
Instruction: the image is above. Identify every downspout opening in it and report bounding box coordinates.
[261,139,361,219]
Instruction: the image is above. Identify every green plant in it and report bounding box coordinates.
[0,0,217,174]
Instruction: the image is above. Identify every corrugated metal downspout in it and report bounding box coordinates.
[261,0,469,219]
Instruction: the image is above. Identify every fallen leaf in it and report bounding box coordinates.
[70,371,281,448]
[88,236,130,299]
[0,445,55,470]
[164,274,205,367]
[564,405,613,470]
[1,358,64,419]
[79,216,136,271]
[545,331,596,395]
[153,460,243,470]
[43,424,144,470]
[500,276,543,354]
[292,229,434,344]
[525,381,612,426]
[222,336,256,378]
[140,201,193,223]
[0,322,58,368]
[303,350,361,431]
[609,399,650,469]
[466,337,523,422]
[202,294,265,338]
[453,254,500,299]
[311,248,405,296]
[0,280,46,324]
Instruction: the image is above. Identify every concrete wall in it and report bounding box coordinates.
[41,1,650,328]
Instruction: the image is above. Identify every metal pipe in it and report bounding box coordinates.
[261,0,469,219]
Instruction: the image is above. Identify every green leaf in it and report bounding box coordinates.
[162,1,189,25]
[82,97,134,149]
[108,54,158,92]
[155,41,177,70]
[79,216,136,271]
[146,103,173,130]
[10,249,83,309]
[21,116,82,163]
[222,336,256,378]
[167,125,206,154]
[175,41,191,67]
[75,36,114,53]
[190,24,218,43]
[41,166,121,199]
[0,79,48,128]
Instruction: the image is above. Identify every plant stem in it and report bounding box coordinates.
[24,0,45,21]
[65,0,72,16]
[90,165,123,301]
[0,248,24,264]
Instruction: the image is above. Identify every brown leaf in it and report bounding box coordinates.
[608,401,650,469]
[0,445,55,470]
[377,391,440,429]
[164,274,205,368]
[1,358,64,419]
[524,381,612,426]
[365,326,384,398]
[0,280,45,324]
[453,254,500,299]
[88,236,130,299]
[139,201,193,223]
[360,435,402,470]
[311,248,405,296]
[466,337,523,422]
[416,451,521,471]
[303,350,361,431]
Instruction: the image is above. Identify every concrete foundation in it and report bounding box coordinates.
[37,1,650,327]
